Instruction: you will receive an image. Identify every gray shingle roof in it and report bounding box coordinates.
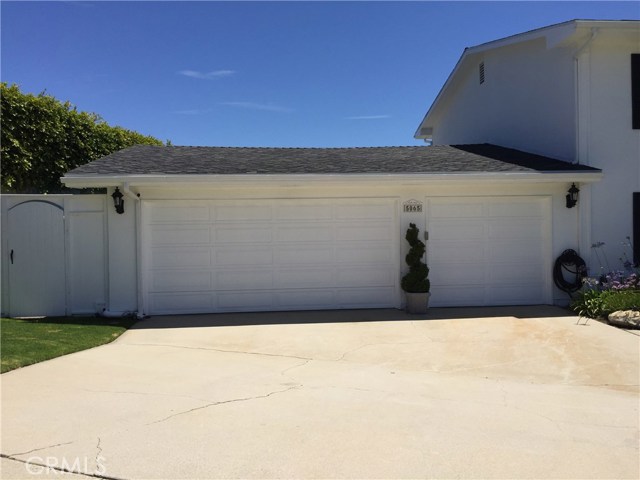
[65,143,601,176]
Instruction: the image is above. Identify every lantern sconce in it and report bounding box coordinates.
[111,187,124,214]
[566,183,579,209]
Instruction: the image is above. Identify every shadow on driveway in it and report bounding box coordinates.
[132,304,575,329]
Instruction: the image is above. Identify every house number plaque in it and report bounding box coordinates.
[403,199,423,213]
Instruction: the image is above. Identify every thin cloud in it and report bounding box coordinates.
[345,115,391,120]
[178,70,236,80]
[173,109,209,115]
[221,102,294,113]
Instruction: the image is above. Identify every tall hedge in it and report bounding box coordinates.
[1,83,163,193]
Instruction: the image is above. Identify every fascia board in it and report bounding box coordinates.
[62,171,603,189]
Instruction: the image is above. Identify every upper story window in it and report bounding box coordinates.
[632,54,640,129]
[479,62,485,85]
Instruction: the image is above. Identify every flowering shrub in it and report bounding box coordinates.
[601,271,639,291]
[570,238,640,319]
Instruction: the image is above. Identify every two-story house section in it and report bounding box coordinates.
[415,19,640,274]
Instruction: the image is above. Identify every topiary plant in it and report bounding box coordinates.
[401,223,430,293]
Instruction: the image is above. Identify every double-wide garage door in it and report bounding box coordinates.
[143,199,400,314]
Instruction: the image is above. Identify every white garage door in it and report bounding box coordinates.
[427,197,552,307]
[142,199,400,314]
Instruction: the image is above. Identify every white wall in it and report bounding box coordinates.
[582,31,640,274]
[105,187,138,314]
[430,38,576,162]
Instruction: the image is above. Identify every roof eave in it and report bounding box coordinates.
[61,171,603,189]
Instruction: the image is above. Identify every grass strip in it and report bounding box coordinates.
[1,316,136,373]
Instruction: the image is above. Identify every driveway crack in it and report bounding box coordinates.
[7,441,74,457]
[124,342,312,361]
[147,385,300,425]
[280,358,311,384]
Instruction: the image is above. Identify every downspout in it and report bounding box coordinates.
[573,27,598,165]
[122,183,145,319]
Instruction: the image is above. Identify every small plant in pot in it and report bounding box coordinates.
[401,223,430,314]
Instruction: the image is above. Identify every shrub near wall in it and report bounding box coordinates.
[571,272,640,320]
[1,83,163,193]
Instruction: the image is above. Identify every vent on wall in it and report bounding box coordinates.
[479,62,485,84]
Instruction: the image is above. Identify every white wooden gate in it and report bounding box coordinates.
[1,195,107,317]
[7,200,67,316]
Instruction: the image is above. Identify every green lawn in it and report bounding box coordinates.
[1,316,137,373]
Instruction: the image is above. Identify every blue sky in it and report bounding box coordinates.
[2,1,639,147]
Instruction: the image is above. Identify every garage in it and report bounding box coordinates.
[427,196,552,307]
[59,143,602,316]
[142,198,400,314]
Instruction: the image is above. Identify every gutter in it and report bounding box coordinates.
[62,171,604,189]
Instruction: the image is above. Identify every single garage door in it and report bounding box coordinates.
[142,199,400,314]
[427,196,552,307]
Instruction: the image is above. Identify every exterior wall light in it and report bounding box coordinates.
[111,187,124,214]
[566,183,579,209]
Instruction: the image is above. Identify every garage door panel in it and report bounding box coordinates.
[429,242,484,263]
[217,291,274,310]
[151,247,211,267]
[430,203,484,218]
[150,293,213,313]
[336,223,392,241]
[487,242,543,263]
[431,286,485,306]
[275,268,334,289]
[150,226,210,246]
[277,290,336,308]
[486,285,544,305]
[337,245,393,264]
[336,266,394,287]
[214,226,273,243]
[276,205,333,221]
[216,270,273,290]
[215,205,272,222]
[214,247,273,266]
[151,270,212,292]
[275,245,335,265]
[430,265,486,285]
[487,263,545,283]
[488,202,542,217]
[147,203,211,223]
[488,222,544,239]
[275,225,333,242]
[429,222,485,240]
[336,287,396,306]
[336,204,394,220]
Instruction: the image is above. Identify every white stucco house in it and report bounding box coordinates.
[415,19,640,274]
[6,18,637,318]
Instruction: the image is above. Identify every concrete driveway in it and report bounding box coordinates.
[1,306,638,479]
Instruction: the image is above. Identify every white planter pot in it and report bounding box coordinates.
[405,292,430,314]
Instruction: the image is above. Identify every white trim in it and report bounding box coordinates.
[62,171,603,189]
